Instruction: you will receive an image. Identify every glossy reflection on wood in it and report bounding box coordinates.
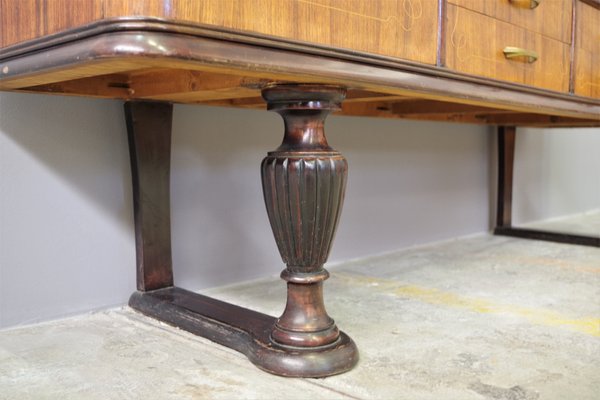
[261,84,358,372]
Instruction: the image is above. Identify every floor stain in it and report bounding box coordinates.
[336,272,600,337]
[469,381,539,400]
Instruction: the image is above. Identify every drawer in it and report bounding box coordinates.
[574,1,600,98]
[448,0,572,43]
[445,5,570,92]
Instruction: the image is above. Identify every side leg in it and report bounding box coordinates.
[495,125,515,229]
[125,101,174,291]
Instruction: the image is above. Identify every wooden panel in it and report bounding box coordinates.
[574,1,600,98]
[449,0,572,43]
[445,4,570,92]
[1,0,438,64]
[0,0,101,47]
[171,0,438,64]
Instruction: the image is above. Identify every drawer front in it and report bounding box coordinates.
[445,5,570,92]
[448,0,572,43]
[167,0,439,65]
[574,1,600,98]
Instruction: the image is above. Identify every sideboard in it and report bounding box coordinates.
[1,0,598,377]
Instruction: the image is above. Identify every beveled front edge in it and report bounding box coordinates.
[0,18,599,122]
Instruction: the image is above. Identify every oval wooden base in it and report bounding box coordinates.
[251,332,358,378]
[129,287,358,378]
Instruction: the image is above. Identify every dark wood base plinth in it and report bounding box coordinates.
[129,287,359,378]
[494,227,600,247]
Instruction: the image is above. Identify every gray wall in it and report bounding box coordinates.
[1,92,598,328]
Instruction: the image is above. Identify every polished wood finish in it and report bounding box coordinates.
[129,287,359,377]
[124,93,358,377]
[125,101,174,291]
[574,1,600,98]
[494,125,599,248]
[496,126,516,228]
[445,4,571,93]
[1,0,598,379]
[449,0,572,43]
[0,0,438,64]
[261,85,357,366]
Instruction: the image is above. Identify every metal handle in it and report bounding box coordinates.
[509,0,541,9]
[503,46,538,63]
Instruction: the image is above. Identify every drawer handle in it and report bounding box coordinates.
[503,46,538,63]
[509,0,541,9]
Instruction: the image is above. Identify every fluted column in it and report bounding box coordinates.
[261,84,348,349]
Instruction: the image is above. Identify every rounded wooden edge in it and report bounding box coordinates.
[248,331,359,378]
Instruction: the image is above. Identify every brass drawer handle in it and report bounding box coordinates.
[503,46,539,63]
[509,0,541,9]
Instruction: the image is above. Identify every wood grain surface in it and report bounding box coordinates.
[574,0,600,98]
[449,0,572,43]
[1,0,438,64]
[445,4,570,92]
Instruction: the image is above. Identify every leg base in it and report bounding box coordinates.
[494,227,600,247]
[129,287,359,378]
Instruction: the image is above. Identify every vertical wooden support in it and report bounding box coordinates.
[125,101,174,291]
[261,84,356,357]
[126,94,358,378]
[496,125,516,228]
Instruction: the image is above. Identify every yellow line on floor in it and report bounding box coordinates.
[335,272,600,337]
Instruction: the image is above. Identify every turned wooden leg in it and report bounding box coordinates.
[261,84,356,358]
[126,97,358,378]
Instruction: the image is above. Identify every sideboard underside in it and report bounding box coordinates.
[1,19,599,127]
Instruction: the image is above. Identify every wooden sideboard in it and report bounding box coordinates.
[1,0,599,378]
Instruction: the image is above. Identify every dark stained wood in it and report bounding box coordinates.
[129,287,359,377]
[496,126,516,228]
[124,92,358,377]
[261,84,356,362]
[494,227,600,247]
[125,101,174,291]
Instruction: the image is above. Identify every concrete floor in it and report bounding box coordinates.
[1,220,599,399]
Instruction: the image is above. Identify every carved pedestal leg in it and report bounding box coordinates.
[261,84,359,369]
[126,94,358,379]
